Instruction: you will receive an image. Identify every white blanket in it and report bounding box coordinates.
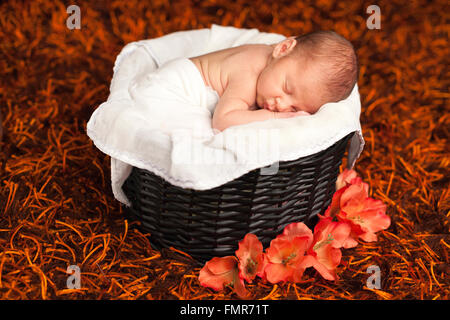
[86,24,365,206]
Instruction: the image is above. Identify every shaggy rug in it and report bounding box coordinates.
[0,0,448,300]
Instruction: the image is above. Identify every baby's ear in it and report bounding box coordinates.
[273,37,297,58]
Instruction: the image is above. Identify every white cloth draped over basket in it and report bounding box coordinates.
[86,24,365,207]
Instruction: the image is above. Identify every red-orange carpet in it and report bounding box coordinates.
[0,0,448,299]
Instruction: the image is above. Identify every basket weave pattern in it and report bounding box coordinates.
[123,132,354,263]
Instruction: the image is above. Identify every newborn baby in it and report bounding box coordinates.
[189,30,358,132]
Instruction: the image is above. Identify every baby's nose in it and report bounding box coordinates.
[275,97,281,107]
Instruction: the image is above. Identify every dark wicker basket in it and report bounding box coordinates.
[123,132,355,263]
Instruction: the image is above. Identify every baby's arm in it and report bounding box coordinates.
[213,101,304,132]
[212,75,306,132]
[213,100,272,132]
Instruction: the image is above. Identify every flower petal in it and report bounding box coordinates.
[308,255,337,281]
[265,263,292,284]
[279,222,314,247]
[232,268,250,299]
[359,231,378,242]
[198,256,237,291]
[324,187,347,218]
[343,235,359,248]
[336,168,359,190]
[359,198,391,233]
[317,246,342,271]
[330,221,352,248]
[236,233,264,283]
[341,180,368,204]
[257,253,269,279]
[206,256,238,275]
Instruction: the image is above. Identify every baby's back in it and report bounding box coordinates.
[190,44,268,110]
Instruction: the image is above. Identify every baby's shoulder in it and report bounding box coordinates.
[224,45,267,77]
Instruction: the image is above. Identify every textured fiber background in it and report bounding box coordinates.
[0,0,448,299]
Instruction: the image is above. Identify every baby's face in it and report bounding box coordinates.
[255,53,323,114]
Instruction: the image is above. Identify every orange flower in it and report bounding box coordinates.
[235,233,264,283]
[325,176,369,219]
[339,189,390,243]
[307,216,351,280]
[199,256,248,298]
[263,235,314,284]
[261,222,315,283]
[325,177,390,247]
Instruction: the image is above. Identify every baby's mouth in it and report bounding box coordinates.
[264,102,276,111]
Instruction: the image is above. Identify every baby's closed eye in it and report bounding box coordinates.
[284,79,291,94]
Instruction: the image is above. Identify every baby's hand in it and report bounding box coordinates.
[274,111,310,119]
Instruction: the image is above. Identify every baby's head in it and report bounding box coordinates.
[256,30,358,114]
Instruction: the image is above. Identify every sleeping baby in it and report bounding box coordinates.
[189,30,358,132]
